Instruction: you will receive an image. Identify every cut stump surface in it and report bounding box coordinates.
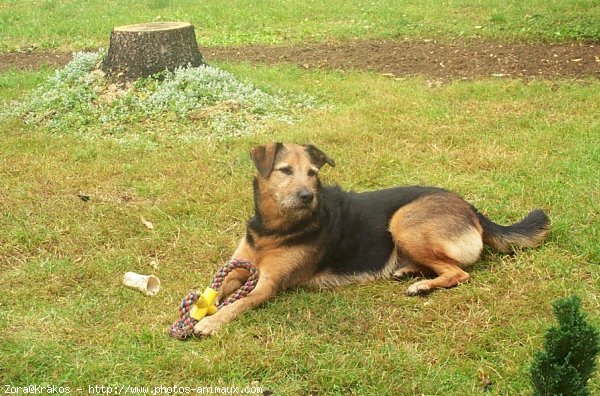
[101,22,204,81]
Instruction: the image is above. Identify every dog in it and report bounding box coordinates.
[193,143,550,336]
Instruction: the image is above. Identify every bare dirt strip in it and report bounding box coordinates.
[1,39,599,81]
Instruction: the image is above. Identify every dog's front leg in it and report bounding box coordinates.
[215,237,256,304]
[193,269,280,336]
[215,268,249,304]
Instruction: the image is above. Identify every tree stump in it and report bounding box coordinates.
[102,22,204,81]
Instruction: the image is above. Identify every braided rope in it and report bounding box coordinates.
[212,259,259,308]
[169,259,258,340]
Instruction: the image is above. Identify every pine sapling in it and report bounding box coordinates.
[530,295,599,396]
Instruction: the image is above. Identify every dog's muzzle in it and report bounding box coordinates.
[297,189,314,205]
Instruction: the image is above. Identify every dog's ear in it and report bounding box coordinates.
[305,144,336,169]
[250,143,283,178]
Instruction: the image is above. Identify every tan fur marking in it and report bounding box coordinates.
[253,144,323,229]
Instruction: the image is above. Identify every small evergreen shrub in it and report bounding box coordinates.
[530,295,599,396]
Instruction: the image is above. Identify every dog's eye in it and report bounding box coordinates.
[278,167,293,175]
[307,169,318,177]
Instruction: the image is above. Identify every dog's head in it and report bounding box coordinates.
[250,143,335,218]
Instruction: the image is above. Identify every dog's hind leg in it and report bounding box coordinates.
[404,259,471,296]
[389,193,483,295]
[392,256,429,280]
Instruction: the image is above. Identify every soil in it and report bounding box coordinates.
[1,39,599,81]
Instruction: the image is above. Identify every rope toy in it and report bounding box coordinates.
[169,258,258,340]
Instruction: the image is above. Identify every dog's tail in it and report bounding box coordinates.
[477,209,550,253]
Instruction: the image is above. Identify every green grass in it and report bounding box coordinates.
[1,61,599,393]
[0,67,52,99]
[2,2,598,393]
[1,0,600,52]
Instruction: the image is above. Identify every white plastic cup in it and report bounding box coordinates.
[122,272,161,296]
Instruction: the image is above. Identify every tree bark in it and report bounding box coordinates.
[102,22,204,81]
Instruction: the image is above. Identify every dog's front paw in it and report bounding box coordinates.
[193,316,223,337]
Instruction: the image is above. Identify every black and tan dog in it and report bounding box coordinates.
[194,143,549,336]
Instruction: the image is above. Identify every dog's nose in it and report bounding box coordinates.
[297,189,314,204]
